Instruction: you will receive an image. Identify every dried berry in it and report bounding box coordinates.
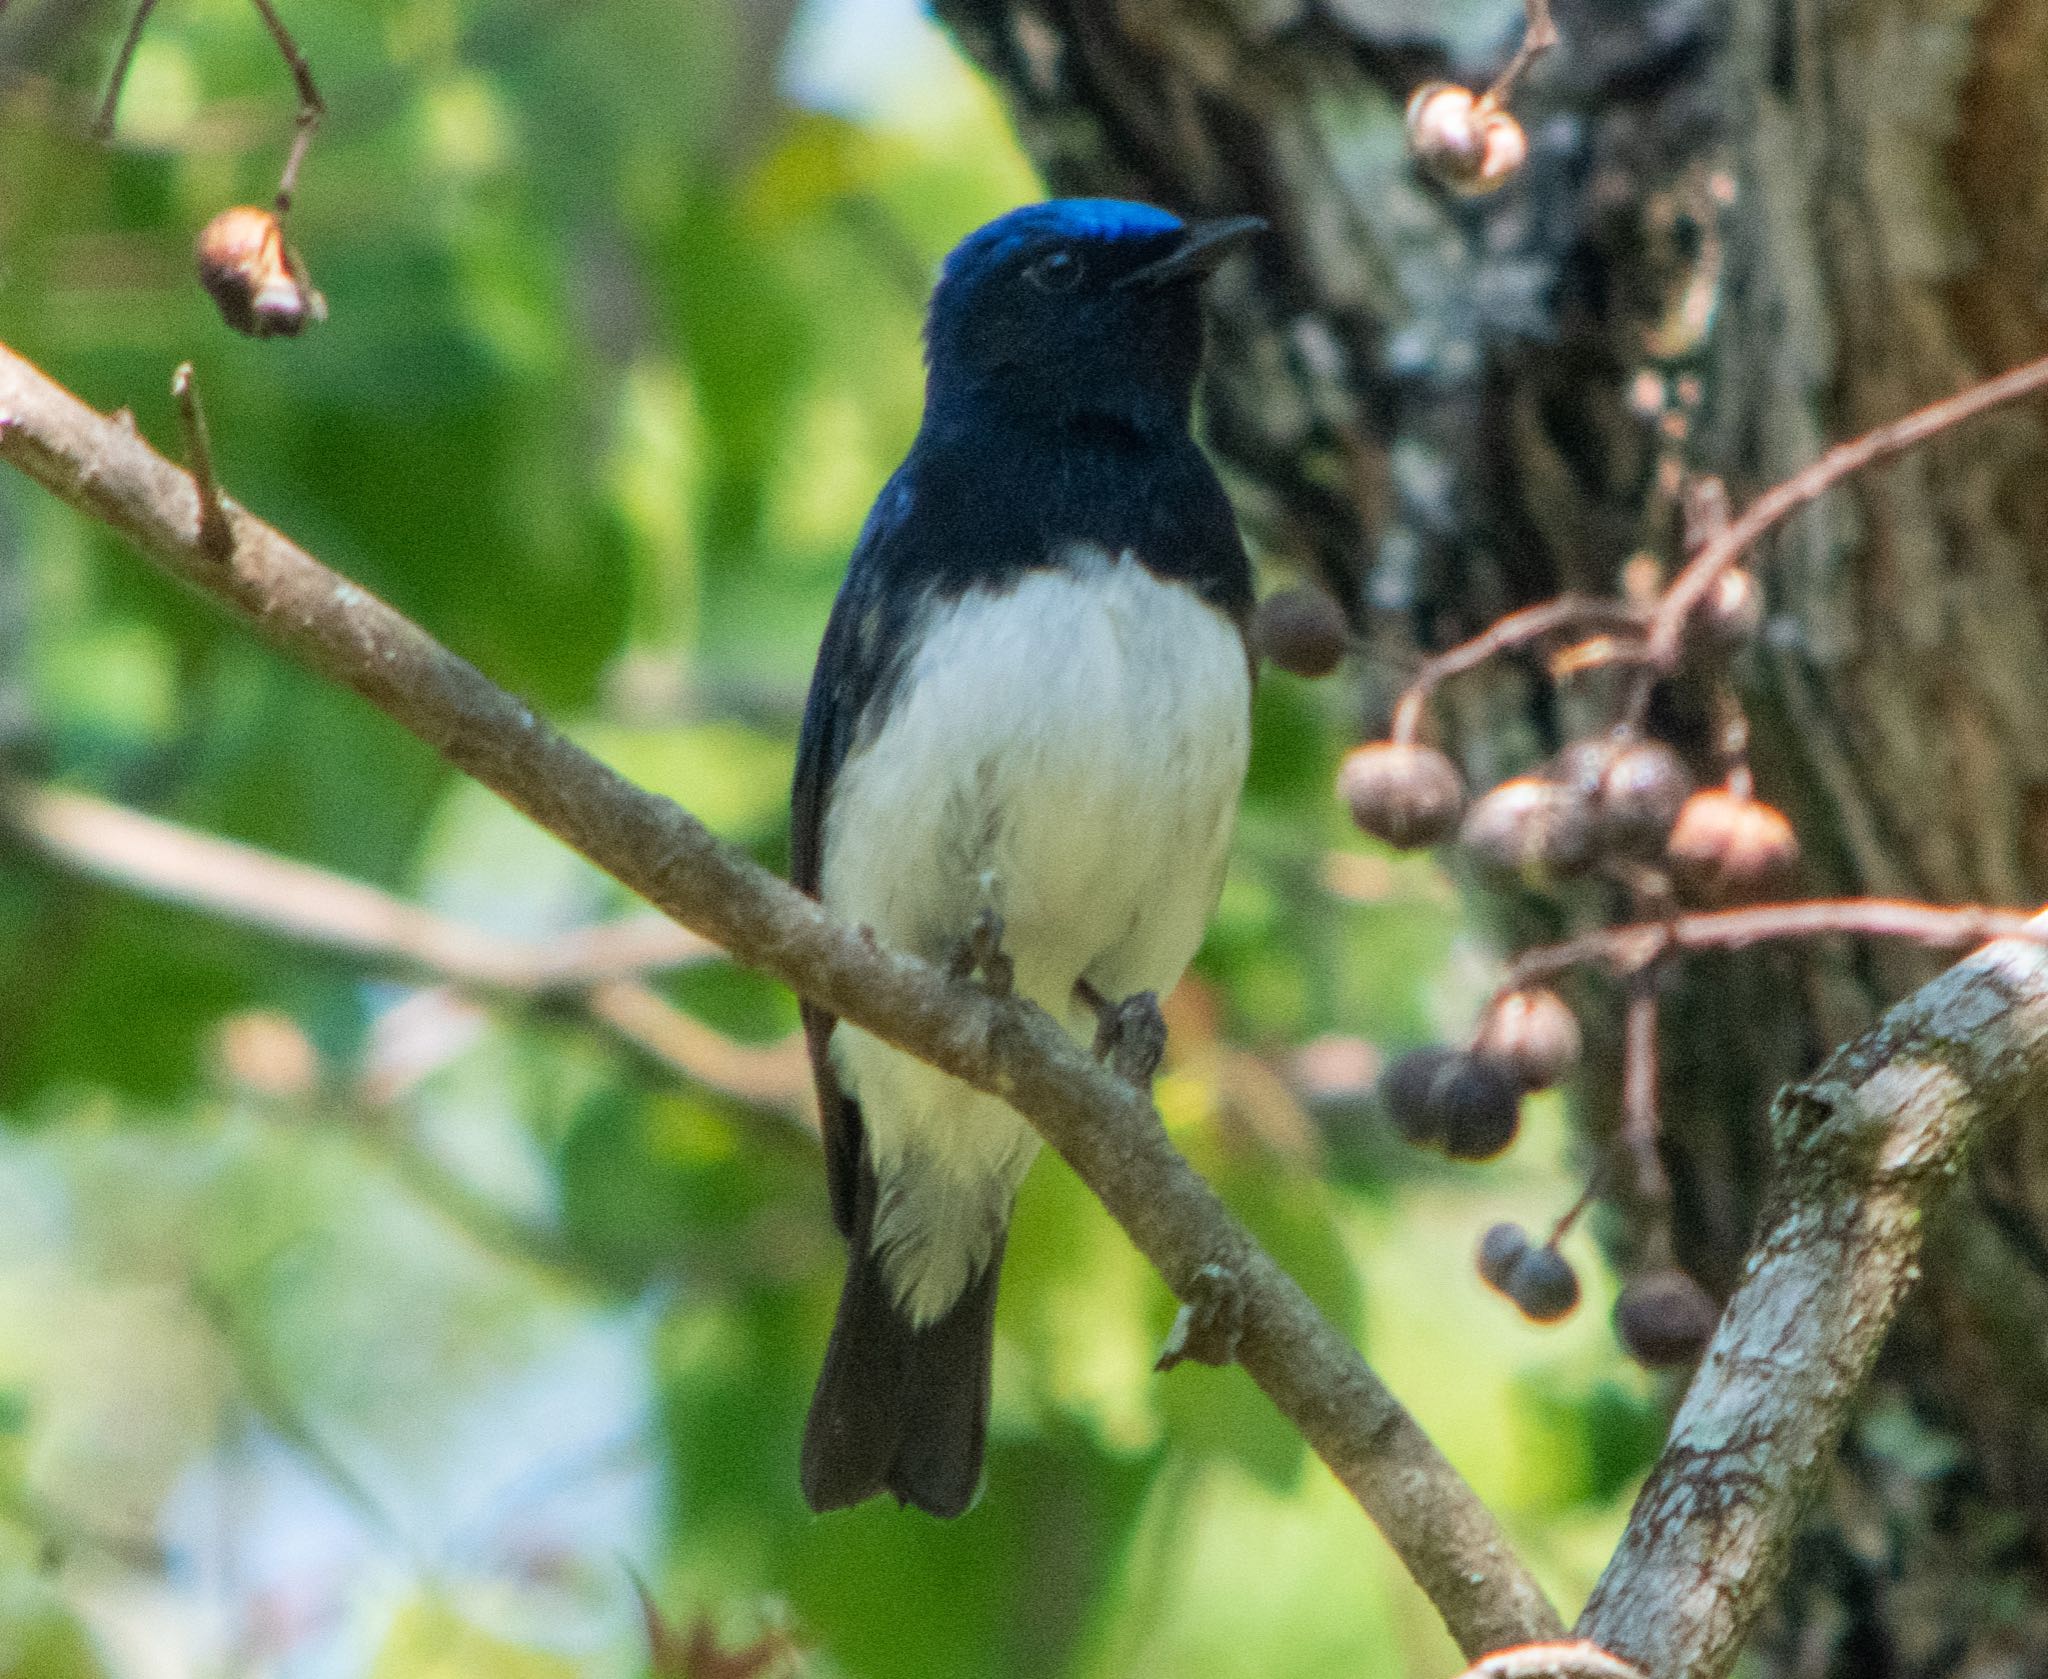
[1666,788,1799,903]
[1695,568,1763,653]
[1252,587,1349,678]
[1595,740,1692,859]
[1615,1269,1720,1367]
[1378,1046,1522,1159]
[195,205,326,339]
[1505,1245,1581,1322]
[1338,742,1466,850]
[1405,82,1529,196]
[1477,1221,1530,1291]
[1459,776,1595,886]
[1474,987,1581,1091]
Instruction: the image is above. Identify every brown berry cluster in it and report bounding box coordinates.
[1378,985,1579,1165]
[1324,508,1786,1360]
[1405,83,1529,197]
[1477,1223,1579,1322]
[1341,727,1797,908]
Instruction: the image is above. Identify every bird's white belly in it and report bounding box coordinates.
[820,546,1251,1323]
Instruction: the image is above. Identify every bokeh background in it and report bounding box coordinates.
[0,1,1664,1673]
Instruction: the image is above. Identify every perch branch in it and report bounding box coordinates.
[0,340,1561,1659]
[1575,912,2048,1678]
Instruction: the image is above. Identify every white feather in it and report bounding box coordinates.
[820,544,1251,1325]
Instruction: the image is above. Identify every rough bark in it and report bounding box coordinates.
[931,0,2048,1669]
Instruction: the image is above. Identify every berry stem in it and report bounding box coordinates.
[1390,596,1647,745]
[1498,897,2048,993]
[1626,350,2048,726]
[1621,985,1668,1205]
[1481,0,1559,110]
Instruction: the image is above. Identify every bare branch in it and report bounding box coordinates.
[94,0,325,216]
[1503,897,2048,991]
[1619,984,1666,1205]
[1389,595,1646,745]
[9,782,712,991]
[1576,913,2048,1678]
[0,339,1562,1659]
[8,781,812,1120]
[1635,351,2048,698]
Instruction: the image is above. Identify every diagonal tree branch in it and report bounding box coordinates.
[5,782,815,1121]
[0,341,1562,1657]
[1574,915,2048,1679]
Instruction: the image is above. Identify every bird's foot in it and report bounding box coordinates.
[1156,1262,1245,1371]
[1079,983,1167,1087]
[945,907,1013,998]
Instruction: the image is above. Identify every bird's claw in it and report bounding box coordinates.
[1085,987,1166,1087]
[946,907,1014,998]
[1156,1261,1244,1371]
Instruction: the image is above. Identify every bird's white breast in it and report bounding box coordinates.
[820,544,1250,1324]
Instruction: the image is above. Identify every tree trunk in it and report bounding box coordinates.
[933,0,2048,1669]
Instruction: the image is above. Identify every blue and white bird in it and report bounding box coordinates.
[792,198,1263,1517]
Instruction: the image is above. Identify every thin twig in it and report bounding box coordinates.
[95,0,324,217]
[0,339,1563,1661]
[1390,595,1646,744]
[171,362,232,559]
[1628,351,2048,722]
[92,0,160,140]
[1543,1171,1603,1250]
[1503,897,2048,992]
[1620,985,1667,1205]
[245,0,322,214]
[1481,0,1558,109]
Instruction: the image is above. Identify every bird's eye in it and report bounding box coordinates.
[1025,249,1084,292]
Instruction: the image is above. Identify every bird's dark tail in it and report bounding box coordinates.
[800,1162,1001,1519]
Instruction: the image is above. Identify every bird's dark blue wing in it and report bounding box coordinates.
[791,469,919,1237]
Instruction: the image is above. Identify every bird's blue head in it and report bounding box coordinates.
[922,198,1262,436]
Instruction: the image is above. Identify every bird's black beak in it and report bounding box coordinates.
[1114,214,1266,289]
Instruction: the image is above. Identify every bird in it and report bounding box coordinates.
[791,197,1263,1518]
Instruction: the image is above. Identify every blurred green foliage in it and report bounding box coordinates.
[0,2,1658,1674]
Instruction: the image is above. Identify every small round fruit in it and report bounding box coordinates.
[1615,1269,1721,1367]
[1595,740,1692,859]
[1474,987,1581,1091]
[1338,742,1467,850]
[1505,1246,1581,1322]
[1378,1047,1522,1159]
[1477,1221,1531,1292]
[1459,776,1596,885]
[1405,82,1529,195]
[195,206,326,339]
[1696,568,1764,652]
[1252,587,1349,678]
[1666,789,1799,902]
